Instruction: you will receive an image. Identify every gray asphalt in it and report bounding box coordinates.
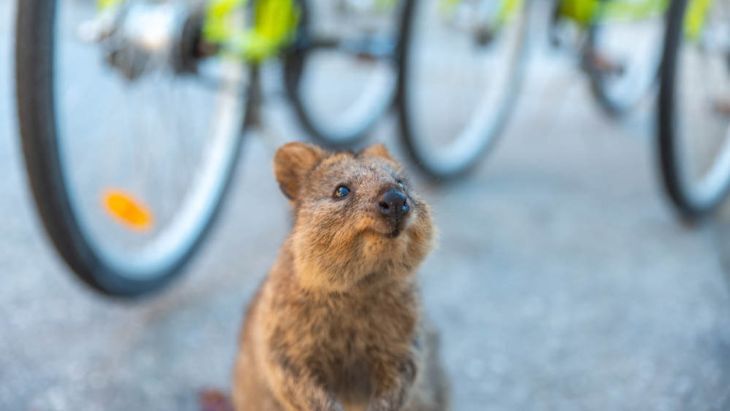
[3,1,730,411]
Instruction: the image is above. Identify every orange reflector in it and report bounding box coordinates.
[102,190,154,231]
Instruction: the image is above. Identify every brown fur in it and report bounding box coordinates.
[233,142,449,411]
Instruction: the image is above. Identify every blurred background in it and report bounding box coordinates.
[2,0,730,410]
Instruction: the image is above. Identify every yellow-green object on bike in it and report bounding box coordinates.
[497,0,524,26]
[97,0,123,10]
[438,0,523,29]
[561,0,667,25]
[684,0,712,40]
[203,0,300,61]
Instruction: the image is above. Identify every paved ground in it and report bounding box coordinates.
[3,1,730,410]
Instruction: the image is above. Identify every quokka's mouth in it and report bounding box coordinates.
[369,223,403,239]
[385,218,408,238]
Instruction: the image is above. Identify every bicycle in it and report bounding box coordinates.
[657,0,730,222]
[15,0,404,297]
[395,0,669,179]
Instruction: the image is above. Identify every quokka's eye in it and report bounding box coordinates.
[333,185,351,199]
[396,179,406,189]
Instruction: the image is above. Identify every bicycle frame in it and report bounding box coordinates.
[203,0,299,60]
[436,0,667,34]
[435,0,525,32]
[561,0,714,38]
[95,0,715,71]
[97,0,300,62]
[560,0,668,25]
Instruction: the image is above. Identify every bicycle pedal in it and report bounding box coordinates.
[355,52,379,63]
[474,27,495,48]
[713,98,730,117]
[583,50,625,77]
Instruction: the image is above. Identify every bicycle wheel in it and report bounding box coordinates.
[396,0,532,180]
[16,0,251,297]
[584,0,667,117]
[658,0,730,221]
[283,0,402,148]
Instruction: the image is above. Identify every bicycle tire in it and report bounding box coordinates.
[395,0,532,180]
[15,0,251,297]
[657,0,730,221]
[282,0,400,149]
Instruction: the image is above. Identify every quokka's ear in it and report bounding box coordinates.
[359,143,394,161]
[274,142,328,200]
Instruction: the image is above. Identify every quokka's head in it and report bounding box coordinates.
[274,142,434,292]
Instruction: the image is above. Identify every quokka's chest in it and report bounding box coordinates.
[264,290,420,408]
[300,301,417,354]
[300,312,414,404]
[278,293,419,366]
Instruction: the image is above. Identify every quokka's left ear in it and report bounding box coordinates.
[359,143,394,161]
[274,142,328,200]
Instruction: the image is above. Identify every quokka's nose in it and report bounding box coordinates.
[378,188,410,220]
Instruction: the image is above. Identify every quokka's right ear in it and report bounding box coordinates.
[274,142,328,200]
